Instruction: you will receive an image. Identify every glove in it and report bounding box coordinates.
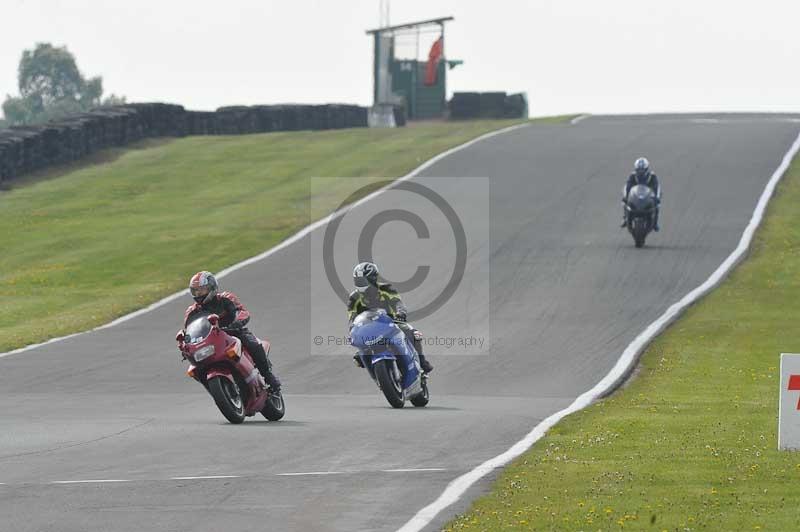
[394,311,407,322]
[227,320,243,331]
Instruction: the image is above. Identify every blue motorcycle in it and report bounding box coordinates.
[350,310,429,408]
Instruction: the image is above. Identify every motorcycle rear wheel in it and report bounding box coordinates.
[261,390,286,421]
[410,377,429,407]
[208,376,246,424]
[374,359,405,408]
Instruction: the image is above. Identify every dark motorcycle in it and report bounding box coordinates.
[623,184,657,248]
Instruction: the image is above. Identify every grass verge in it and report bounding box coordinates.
[0,117,573,353]
[444,154,800,530]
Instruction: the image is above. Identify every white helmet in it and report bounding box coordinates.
[634,157,650,177]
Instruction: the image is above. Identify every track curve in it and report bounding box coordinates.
[1,114,798,532]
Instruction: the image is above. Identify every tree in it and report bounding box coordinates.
[2,43,124,126]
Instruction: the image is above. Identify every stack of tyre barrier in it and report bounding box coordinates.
[189,104,369,136]
[0,102,370,184]
[503,93,528,119]
[448,92,528,120]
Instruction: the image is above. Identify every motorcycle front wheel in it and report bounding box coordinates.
[374,359,405,408]
[632,218,648,248]
[208,376,246,424]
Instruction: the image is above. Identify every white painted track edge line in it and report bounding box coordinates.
[0,122,530,360]
[396,132,800,532]
[570,114,590,125]
[170,475,240,480]
[51,479,132,484]
[382,468,448,473]
[276,471,345,476]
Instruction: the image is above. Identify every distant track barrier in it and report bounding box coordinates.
[0,102,369,184]
[449,92,528,120]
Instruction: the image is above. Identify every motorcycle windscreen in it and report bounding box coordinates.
[627,185,655,212]
[185,317,212,344]
[351,310,394,348]
[353,309,392,326]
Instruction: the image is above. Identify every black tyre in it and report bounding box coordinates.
[374,359,405,408]
[208,376,245,424]
[632,218,647,248]
[410,377,429,407]
[261,391,285,421]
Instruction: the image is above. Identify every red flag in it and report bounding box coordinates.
[424,37,444,86]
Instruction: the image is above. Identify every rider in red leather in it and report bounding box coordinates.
[184,271,281,391]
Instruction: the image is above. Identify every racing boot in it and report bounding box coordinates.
[419,355,434,374]
[261,366,281,393]
[414,336,433,374]
[265,371,282,393]
[256,355,281,393]
[653,208,660,232]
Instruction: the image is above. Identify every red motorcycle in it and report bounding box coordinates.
[176,313,285,424]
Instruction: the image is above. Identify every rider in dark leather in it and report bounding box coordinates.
[621,157,661,231]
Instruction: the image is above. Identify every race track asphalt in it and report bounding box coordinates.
[1,114,798,532]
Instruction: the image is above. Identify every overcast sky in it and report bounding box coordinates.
[1,0,799,118]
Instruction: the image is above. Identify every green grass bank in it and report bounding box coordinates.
[445,153,800,530]
[0,117,573,353]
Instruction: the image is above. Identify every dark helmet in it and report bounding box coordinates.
[189,271,218,304]
[353,262,379,292]
[634,157,650,177]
